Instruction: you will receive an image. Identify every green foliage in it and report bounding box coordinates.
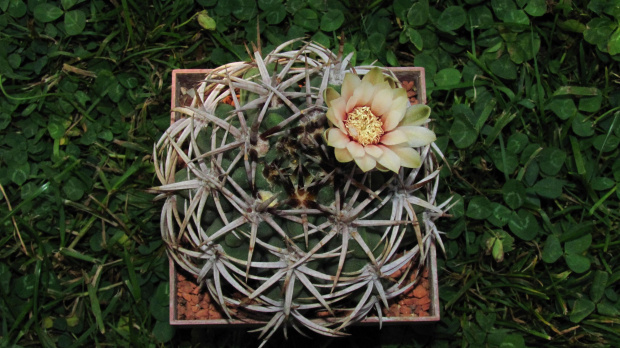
[0,0,619,347]
[401,0,619,346]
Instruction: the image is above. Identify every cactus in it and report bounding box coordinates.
[153,39,450,345]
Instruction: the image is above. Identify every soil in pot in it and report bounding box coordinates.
[175,262,432,321]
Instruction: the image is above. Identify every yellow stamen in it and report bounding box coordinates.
[345,106,384,146]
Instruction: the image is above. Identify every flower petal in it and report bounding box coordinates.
[346,141,365,158]
[334,148,353,163]
[389,146,421,168]
[370,84,393,116]
[346,81,374,112]
[354,155,377,172]
[326,97,347,131]
[341,72,361,102]
[325,128,350,148]
[377,146,401,173]
[324,87,341,108]
[380,129,409,146]
[364,144,383,158]
[399,104,431,127]
[399,126,437,147]
[361,67,385,86]
[326,108,344,131]
[375,163,388,172]
[381,88,408,131]
[360,81,378,107]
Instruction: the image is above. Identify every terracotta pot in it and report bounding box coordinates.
[167,67,440,327]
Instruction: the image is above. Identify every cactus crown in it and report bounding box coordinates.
[153,39,448,345]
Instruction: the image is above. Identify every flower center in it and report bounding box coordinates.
[344,106,384,146]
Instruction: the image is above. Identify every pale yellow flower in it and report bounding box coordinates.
[324,68,436,172]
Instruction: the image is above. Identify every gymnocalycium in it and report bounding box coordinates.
[153,39,450,346]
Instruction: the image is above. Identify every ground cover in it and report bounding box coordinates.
[0,0,619,347]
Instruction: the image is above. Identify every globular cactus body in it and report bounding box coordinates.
[153,39,448,345]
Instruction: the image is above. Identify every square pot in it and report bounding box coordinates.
[167,67,439,326]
